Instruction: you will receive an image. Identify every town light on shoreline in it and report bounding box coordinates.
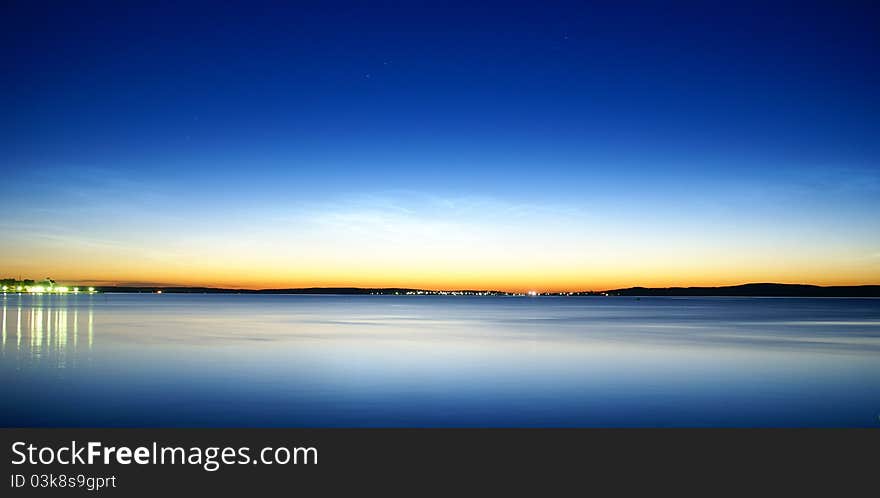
[8,284,98,294]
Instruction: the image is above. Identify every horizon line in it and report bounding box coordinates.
[4,281,878,294]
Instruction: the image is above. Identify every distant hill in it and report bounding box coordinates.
[605,283,880,297]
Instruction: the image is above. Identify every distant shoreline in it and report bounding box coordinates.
[26,283,878,297]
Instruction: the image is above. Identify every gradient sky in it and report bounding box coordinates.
[2,1,879,291]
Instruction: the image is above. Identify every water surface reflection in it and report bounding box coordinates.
[1,294,94,369]
[1,294,878,427]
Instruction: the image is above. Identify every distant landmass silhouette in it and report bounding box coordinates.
[82,283,880,297]
[606,283,880,297]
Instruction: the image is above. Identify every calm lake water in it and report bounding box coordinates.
[1,293,878,427]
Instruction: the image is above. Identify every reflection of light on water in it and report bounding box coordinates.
[0,296,96,366]
[57,308,67,368]
[46,306,52,349]
[32,307,42,354]
[58,309,66,344]
[56,308,63,349]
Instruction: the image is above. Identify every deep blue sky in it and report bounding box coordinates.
[1,1,879,288]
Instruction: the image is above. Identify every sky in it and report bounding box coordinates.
[1,1,879,291]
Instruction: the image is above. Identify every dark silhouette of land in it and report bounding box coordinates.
[605,283,880,297]
[71,283,880,297]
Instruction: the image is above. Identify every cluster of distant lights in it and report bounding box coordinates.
[1,285,96,294]
[379,290,544,296]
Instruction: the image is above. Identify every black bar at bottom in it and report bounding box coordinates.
[1,428,875,495]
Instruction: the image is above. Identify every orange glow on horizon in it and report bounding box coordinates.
[3,192,878,293]
[8,267,877,293]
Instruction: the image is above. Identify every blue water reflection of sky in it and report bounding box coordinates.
[1,294,878,427]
